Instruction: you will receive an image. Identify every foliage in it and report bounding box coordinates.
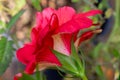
[30,0,41,11]
[0,37,14,75]
[0,10,24,75]
[7,10,25,31]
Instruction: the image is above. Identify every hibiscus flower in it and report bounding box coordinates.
[14,6,102,79]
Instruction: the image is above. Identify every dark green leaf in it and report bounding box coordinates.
[6,10,25,30]
[0,37,14,75]
[31,0,41,11]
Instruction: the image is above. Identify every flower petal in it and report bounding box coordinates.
[49,14,59,32]
[75,31,93,48]
[36,12,42,28]
[36,8,55,29]
[25,60,37,74]
[37,24,50,46]
[52,34,71,55]
[36,37,61,66]
[36,48,61,66]
[56,6,76,26]
[31,28,39,44]
[57,17,92,34]
[17,44,35,65]
[77,10,102,17]
[42,8,55,20]
[38,14,59,46]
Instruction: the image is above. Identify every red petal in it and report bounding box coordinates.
[36,12,42,28]
[56,6,75,26]
[52,34,71,55]
[36,48,61,66]
[36,8,55,29]
[53,31,78,55]
[25,60,37,74]
[42,8,55,20]
[31,28,39,44]
[17,44,35,65]
[36,37,61,66]
[75,31,93,47]
[49,14,59,32]
[57,17,92,34]
[80,31,93,43]
[77,10,102,17]
[38,14,59,46]
[37,25,50,46]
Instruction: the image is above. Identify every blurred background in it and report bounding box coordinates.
[0,0,120,80]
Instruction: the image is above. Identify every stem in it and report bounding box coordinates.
[81,75,88,80]
[36,65,40,80]
[107,0,120,44]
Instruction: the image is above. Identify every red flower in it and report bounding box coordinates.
[15,6,102,79]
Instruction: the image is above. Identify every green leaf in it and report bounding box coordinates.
[0,21,6,34]
[98,0,109,10]
[71,40,79,61]
[91,43,103,58]
[35,65,40,80]
[0,37,14,75]
[71,40,83,64]
[95,65,103,76]
[19,73,35,80]
[35,65,46,80]
[6,10,25,31]
[52,49,78,75]
[95,65,106,80]
[111,48,120,59]
[71,40,85,75]
[71,0,79,3]
[0,28,5,34]
[31,0,41,11]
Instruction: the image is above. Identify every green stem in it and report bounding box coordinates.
[81,75,88,80]
[107,0,120,44]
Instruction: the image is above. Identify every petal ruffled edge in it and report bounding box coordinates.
[56,17,93,34]
[16,44,36,65]
[56,6,76,26]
